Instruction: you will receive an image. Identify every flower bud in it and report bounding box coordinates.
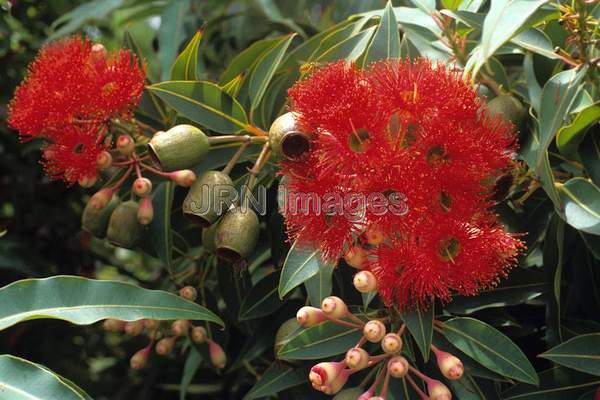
[388,356,409,378]
[208,339,227,369]
[124,320,146,336]
[182,171,235,226]
[107,200,143,249]
[215,207,260,262]
[78,174,97,188]
[102,318,125,332]
[382,333,403,354]
[191,326,207,344]
[345,347,369,370]
[171,319,189,337]
[365,226,385,245]
[148,125,209,171]
[89,188,115,210]
[202,223,218,253]
[321,296,348,319]
[353,271,377,293]
[368,397,385,400]
[96,150,113,169]
[130,347,150,370]
[179,286,198,301]
[82,195,120,238]
[268,112,312,161]
[137,196,154,225]
[296,306,326,327]
[357,389,374,400]
[169,170,197,187]
[144,319,159,331]
[321,369,350,395]
[434,349,464,380]
[90,43,107,61]
[155,336,177,355]
[428,379,452,400]
[363,320,386,343]
[309,361,345,386]
[344,245,367,269]
[132,177,152,197]
[117,134,135,156]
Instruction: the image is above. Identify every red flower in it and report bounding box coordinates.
[279,59,524,308]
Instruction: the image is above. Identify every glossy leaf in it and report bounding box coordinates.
[541,334,600,376]
[401,306,434,361]
[443,317,538,385]
[304,262,334,307]
[147,81,248,134]
[243,363,307,400]
[180,346,202,400]
[0,276,224,330]
[220,38,281,84]
[279,241,325,299]
[48,0,124,40]
[364,1,401,64]
[317,26,376,63]
[503,366,600,400]
[556,104,600,156]
[239,271,284,321]
[558,178,600,235]
[158,0,190,80]
[150,182,174,274]
[580,131,600,186]
[171,30,203,81]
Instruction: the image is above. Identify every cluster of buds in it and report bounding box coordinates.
[295,297,463,398]
[103,285,226,370]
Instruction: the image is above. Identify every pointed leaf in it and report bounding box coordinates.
[158,0,190,80]
[243,363,308,400]
[317,26,376,63]
[150,182,174,274]
[171,30,203,81]
[541,333,600,376]
[239,272,284,321]
[304,262,334,306]
[402,306,434,361]
[558,178,600,235]
[180,346,202,400]
[279,241,329,298]
[364,1,401,65]
[220,38,281,84]
[580,131,600,186]
[503,366,600,400]
[556,103,600,156]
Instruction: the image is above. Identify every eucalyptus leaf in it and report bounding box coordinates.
[243,363,308,400]
[558,178,600,235]
[401,306,434,362]
[279,241,328,299]
[171,30,203,81]
[541,333,600,376]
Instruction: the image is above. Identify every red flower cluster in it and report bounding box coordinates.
[280,60,524,309]
[8,37,145,184]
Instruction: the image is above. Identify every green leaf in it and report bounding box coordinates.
[249,34,295,111]
[558,178,600,235]
[243,363,308,400]
[48,0,124,41]
[556,104,600,157]
[279,241,329,299]
[541,334,600,376]
[147,81,248,134]
[524,52,542,114]
[580,131,600,186]
[239,271,284,321]
[443,0,464,11]
[317,26,376,63]
[150,182,174,274]
[221,75,243,98]
[171,30,203,81]
[512,28,560,59]
[158,0,190,80]
[503,366,600,400]
[0,355,92,400]
[401,306,434,362]
[364,1,401,65]
[278,320,362,360]
[0,276,224,330]
[180,346,202,400]
[304,262,334,307]
[219,38,281,85]
[443,317,538,385]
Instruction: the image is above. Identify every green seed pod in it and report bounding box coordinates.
[202,223,219,253]
[107,200,143,249]
[487,95,526,132]
[148,125,209,172]
[82,195,120,238]
[215,207,259,261]
[268,112,312,161]
[182,171,235,226]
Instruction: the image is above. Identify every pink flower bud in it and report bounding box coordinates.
[130,347,150,370]
[155,336,177,355]
[388,356,409,378]
[89,188,114,210]
[365,226,385,245]
[321,296,348,319]
[368,397,385,400]
[344,245,367,269]
[137,196,154,225]
[345,347,369,370]
[433,348,464,380]
[363,320,386,343]
[102,319,125,332]
[309,361,345,386]
[381,333,403,354]
[90,43,107,61]
[208,339,227,369]
[169,170,196,187]
[179,286,198,301]
[320,369,350,395]
[191,326,207,344]
[78,174,97,188]
[132,177,152,196]
[124,320,145,336]
[171,319,189,337]
[353,271,378,293]
[117,135,135,156]
[96,151,112,169]
[296,306,326,327]
[428,379,452,400]
[357,390,374,400]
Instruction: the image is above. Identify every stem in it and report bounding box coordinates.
[380,367,392,399]
[109,165,134,191]
[324,316,362,329]
[222,136,251,175]
[406,374,429,399]
[140,162,174,179]
[409,365,433,384]
[368,353,391,365]
[243,142,271,208]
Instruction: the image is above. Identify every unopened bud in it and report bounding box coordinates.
[137,196,154,225]
[382,333,403,354]
[96,151,112,169]
[191,326,207,344]
[321,369,350,395]
[124,320,146,336]
[117,135,135,156]
[353,271,377,293]
[91,43,107,61]
[144,319,159,331]
[132,177,152,197]
[169,170,196,187]
[171,319,190,337]
[357,389,375,400]
[296,306,326,327]
[365,226,385,245]
[363,320,386,343]
[179,286,198,301]
[368,397,384,400]
[130,347,150,370]
[208,339,227,369]
[388,356,409,378]
[103,319,125,332]
[155,336,177,355]
[434,348,464,380]
[309,361,345,386]
[321,296,348,319]
[428,379,452,400]
[344,245,367,269]
[89,188,114,210]
[78,174,97,188]
[345,347,369,370]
